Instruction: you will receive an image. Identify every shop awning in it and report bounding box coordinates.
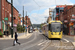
[71,19,75,22]
[64,20,68,23]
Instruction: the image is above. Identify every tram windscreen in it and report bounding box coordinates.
[51,22,61,32]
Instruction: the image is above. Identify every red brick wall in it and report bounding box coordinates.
[24,16,31,26]
[13,7,19,24]
[59,5,75,22]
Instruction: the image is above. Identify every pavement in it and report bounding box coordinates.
[63,35,75,47]
[0,32,33,40]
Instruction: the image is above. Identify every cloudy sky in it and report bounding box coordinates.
[7,0,74,24]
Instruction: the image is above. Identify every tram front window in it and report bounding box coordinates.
[51,23,61,32]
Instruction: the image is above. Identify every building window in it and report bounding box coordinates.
[2,0,4,6]
[10,14,11,17]
[5,11,7,17]
[3,9,4,19]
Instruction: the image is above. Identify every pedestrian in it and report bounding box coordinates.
[13,32,20,46]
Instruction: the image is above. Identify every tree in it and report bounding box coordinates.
[17,24,25,32]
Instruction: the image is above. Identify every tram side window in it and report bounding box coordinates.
[61,24,63,31]
[48,24,51,30]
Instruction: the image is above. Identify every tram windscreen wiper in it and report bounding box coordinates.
[51,22,61,32]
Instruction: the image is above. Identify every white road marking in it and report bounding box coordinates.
[3,33,36,50]
[38,40,47,46]
[72,42,75,46]
[40,40,50,50]
[63,38,69,42]
[22,40,43,50]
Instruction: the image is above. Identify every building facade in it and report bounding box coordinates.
[24,16,31,27]
[59,5,75,36]
[56,5,66,20]
[0,0,19,34]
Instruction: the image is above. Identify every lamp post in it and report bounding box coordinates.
[45,17,48,23]
[11,0,13,38]
[26,11,28,34]
[25,11,27,29]
[26,11,27,26]
[23,6,24,32]
[52,10,56,20]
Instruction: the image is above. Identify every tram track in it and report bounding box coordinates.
[40,39,66,50]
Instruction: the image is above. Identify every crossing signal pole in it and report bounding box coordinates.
[11,0,13,38]
[23,6,24,32]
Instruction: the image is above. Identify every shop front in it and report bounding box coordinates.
[2,20,4,33]
[69,20,75,36]
[63,20,69,35]
[8,22,11,35]
[13,24,17,33]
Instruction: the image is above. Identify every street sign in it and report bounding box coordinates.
[21,20,22,22]
[4,17,8,21]
[13,24,17,27]
[25,27,27,29]
[24,24,26,26]
[71,19,75,21]
[64,20,68,23]
[72,14,75,18]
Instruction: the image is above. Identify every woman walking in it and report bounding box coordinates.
[13,32,20,46]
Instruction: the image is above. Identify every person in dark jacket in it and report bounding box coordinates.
[13,32,20,46]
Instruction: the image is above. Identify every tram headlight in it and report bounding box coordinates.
[59,33,61,35]
[51,33,53,35]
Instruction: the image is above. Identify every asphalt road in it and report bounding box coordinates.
[0,31,75,50]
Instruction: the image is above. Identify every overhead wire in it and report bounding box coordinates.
[33,0,51,23]
[33,0,41,13]
[33,0,41,7]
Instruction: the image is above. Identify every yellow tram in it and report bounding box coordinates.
[42,20,63,39]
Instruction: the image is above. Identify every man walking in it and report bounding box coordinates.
[13,32,20,46]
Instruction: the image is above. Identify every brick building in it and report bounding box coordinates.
[24,16,31,27]
[59,5,75,36]
[0,0,19,34]
[56,5,66,20]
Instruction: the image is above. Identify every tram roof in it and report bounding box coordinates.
[42,23,48,27]
[49,20,62,24]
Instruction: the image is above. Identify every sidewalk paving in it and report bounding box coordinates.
[63,35,75,38]
[63,35,75,47]
[0,32,32,40]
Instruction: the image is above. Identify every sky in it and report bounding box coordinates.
[7,0,75,24]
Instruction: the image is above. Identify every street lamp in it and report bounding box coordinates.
[23,6,24,32]
[11,0,13,38]
[53,11,55,20]
[26,11,27,26]
[45,17,48,23]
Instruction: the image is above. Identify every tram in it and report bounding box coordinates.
[42,20,63,39]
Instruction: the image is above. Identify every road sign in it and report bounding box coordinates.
[13,24,17,27]
[25,27,27,29]
[4,17,8,21]
[21,20,22,22]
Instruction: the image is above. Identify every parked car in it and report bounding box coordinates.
[39,30,42,33]
[33,29,35,31]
